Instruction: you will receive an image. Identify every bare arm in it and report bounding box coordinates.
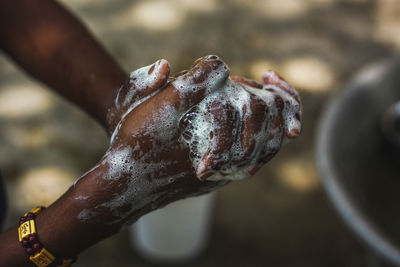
[0,54,302,266]
[0,163,129,266]
[0,0,127,129]
[0,1,302,265]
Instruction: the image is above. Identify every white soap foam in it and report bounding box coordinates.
[173,56,230,107]
[110,60,169,143]
[178,80,250,180]
[124,62,161,106]
[77,57,301,224]
[180,76,301,182]
[77,144,184,225]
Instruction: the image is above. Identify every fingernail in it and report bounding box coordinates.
[196,159,216,181]
[155,59,170,75]
[206,55,219,60]
[286,128,300,139]
[262,70,282,85]
[196,159,207,178]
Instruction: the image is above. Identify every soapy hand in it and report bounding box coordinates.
[180,69,302,180]
[80,56,301,225]
[106,58,171,133]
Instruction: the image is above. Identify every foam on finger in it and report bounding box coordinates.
[180,72,302,181]
[179,79,254,181]
[172,55,230,110]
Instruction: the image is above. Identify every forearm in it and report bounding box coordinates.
[0,0,127,129]
[0,163,139,266]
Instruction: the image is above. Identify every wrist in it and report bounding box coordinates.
[29,163,121,258]
[18,207,78,266]
[69,156,152,228]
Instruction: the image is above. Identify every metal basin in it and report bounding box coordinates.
[317,59,400,266]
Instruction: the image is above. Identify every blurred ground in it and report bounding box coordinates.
[1,0,400,266]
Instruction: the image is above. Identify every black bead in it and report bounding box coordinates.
[26,247,34,255]
[22,240,30,248]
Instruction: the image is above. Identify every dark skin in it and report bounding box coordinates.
[0,1,302,266]
[0,0,126,127]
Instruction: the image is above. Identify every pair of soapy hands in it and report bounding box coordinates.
[79,56,301,225]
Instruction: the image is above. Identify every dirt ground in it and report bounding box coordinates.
[1,0,400,266]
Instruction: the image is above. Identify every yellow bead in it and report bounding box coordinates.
[31,207,43,215]
[30,248,55,267]
[18,220,36,242]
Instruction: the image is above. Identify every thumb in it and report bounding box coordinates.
[107,59,170,132]
[117,59,171,110]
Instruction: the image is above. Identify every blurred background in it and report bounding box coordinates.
[1,0,400,266]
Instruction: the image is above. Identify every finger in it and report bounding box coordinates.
[233,91,269,166]
[117,59,171,109]
[170,55,230,113]
[260,71,301,139]
[238,89,285,175]
[113,56,230,145]
[283,101,301,139]
[232,82,285,175]
[232,71,298,144]
[250,91,287,174]
[195,100,239,180]
[269,87,301,140]
[108,59,170,132]
[231,76,263,89]
[262,70,299,102]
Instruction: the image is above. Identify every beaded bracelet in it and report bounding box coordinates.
[18,207,77,267]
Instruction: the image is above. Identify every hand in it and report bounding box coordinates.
[226,70,302,175]
[106,59,171,133]
[75,55,301,226]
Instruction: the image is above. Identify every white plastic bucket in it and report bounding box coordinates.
[130,193,215,262]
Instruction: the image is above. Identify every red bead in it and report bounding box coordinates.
[28,235,37,243]
[26,247,34,255]
[22,240,30,248]
[33,243,41,252]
